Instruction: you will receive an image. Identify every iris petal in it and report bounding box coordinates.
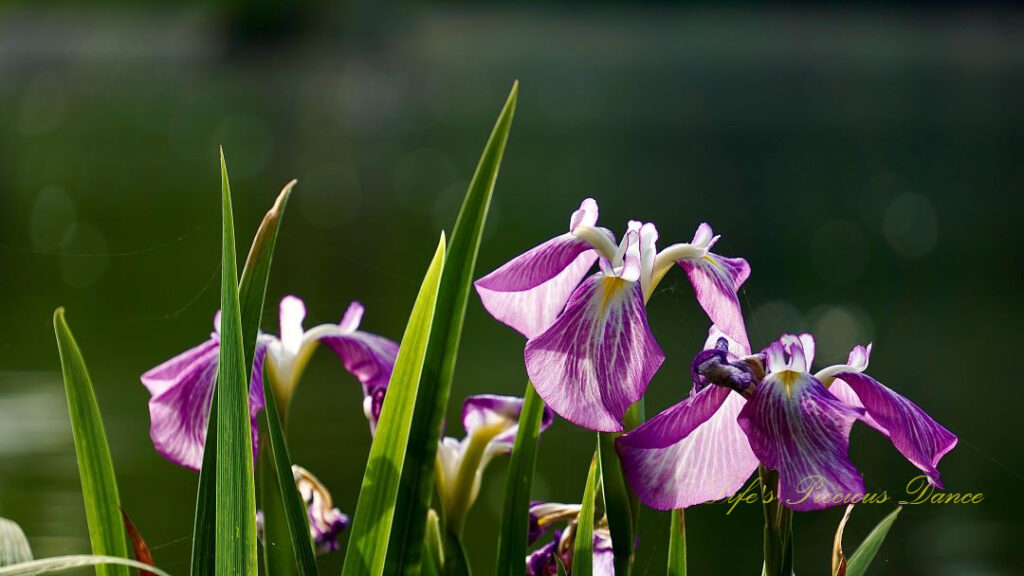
[476,234,599,339]
[829,371,957,488]
[618,385,758,509]
[738,370,866,511]
[526,274,663,432]
[142,337,266,471]
[462,394,554,448]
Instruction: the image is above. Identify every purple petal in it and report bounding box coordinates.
[765,333,816,373]
[526,275,664,432]
[617,385,758,509]
[525,533,560,576]
[593,532,616,576]
[476,234,599,339]
[319,331,399,396]
[462,394,554,447]
[738,370,866,511]
[677,252,751,351]
[142,336,266,471]
[830,371,957,488]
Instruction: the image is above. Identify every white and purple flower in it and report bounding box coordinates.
[525,502,614,576]
[617,328,957,511]
[257,465,349,555]
[435,395,554,532]
[475,198,749,432]
[141,295,398,471]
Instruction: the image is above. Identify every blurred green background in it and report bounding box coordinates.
[0,3,1021,575]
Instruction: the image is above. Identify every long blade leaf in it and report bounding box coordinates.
[572,451,600,576]
[341,235,447,576]
[845,507,901,576]
[214,148,258,575]
[191,181,294,574]
[0,518,33,567]
[385,80,518,574]
[263,380,320,574]
[52,309,130,576]
[0,556,171,576]
[667,509,686,576]
[597,433,633,575]
[495,381,546,576]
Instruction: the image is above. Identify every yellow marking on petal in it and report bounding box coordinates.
[598,276,628,318]
[779,370,799,401]
[703,254,722,270]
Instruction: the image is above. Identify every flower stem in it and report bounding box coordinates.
[759,466,794,576]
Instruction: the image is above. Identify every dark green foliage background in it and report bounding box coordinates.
[0,4,1020,575]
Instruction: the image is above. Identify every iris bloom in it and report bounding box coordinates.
[475,198,749,432]
[257,465,349,554]
[618,328,957,511]
[435,395,553,532]
[141,295,398,470]
[525,502,614,576]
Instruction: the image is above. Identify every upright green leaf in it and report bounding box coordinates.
[495,381,546,576]
[191,180,294,574]
[214,149,258,575]
[0,518,32,567]
[0,556,171,576]
[385,81,518,573]
[667,509,686,576]
[597,433,633,575]
[263,380,320,575]
[845,507,901,576]
[52,309,130,576]
[342,235,447,576]
[572,452,601,576]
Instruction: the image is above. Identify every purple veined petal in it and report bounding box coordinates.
[592,532,616,576]
[318,329,399,431]
[829,371,957,488]
[526,274,664,432]
[338,301,364,332]
[737,370,866,511]
[462,394,555,447]
[617,385,758,509]
[475,198,615,339]
[143,336,266,471]
[525,531,561,576]
[476,234,599,339]
[673,229,751,350]
[293,465,350,554]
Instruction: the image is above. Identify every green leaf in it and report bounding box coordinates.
[495,381,546,576]
[597,433,633,575]
[845,507,901,576]
[0,556,172,576]
[385,81,518,573]
[214,148,259,575]
[0,518,33,567]
[341,235,447,576]
[52,309,130,576]
[191,180,293,574]
[667,509,687,576]
[555,556,568,576]
[572,451,601,576]
[263,379,320,575]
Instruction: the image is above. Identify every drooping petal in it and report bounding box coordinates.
[476,198,616,339]
[317,328,399,432]
[592,532,616,576]
[462,394,555,449]
[526,274,664,432]
[617,385,758,509]
[142,336,266,471]
[476,235,599,339]
[829,371,957,488]
[293,465,350,554]
[737,370,866,511]
[671,225,751,350]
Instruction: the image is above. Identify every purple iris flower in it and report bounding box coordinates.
[141,295,398,471]
[617,328,957,511]
[257,465,349,555]
[475,198,749,432]
[525,502,614,576]
[436,395,554,531]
